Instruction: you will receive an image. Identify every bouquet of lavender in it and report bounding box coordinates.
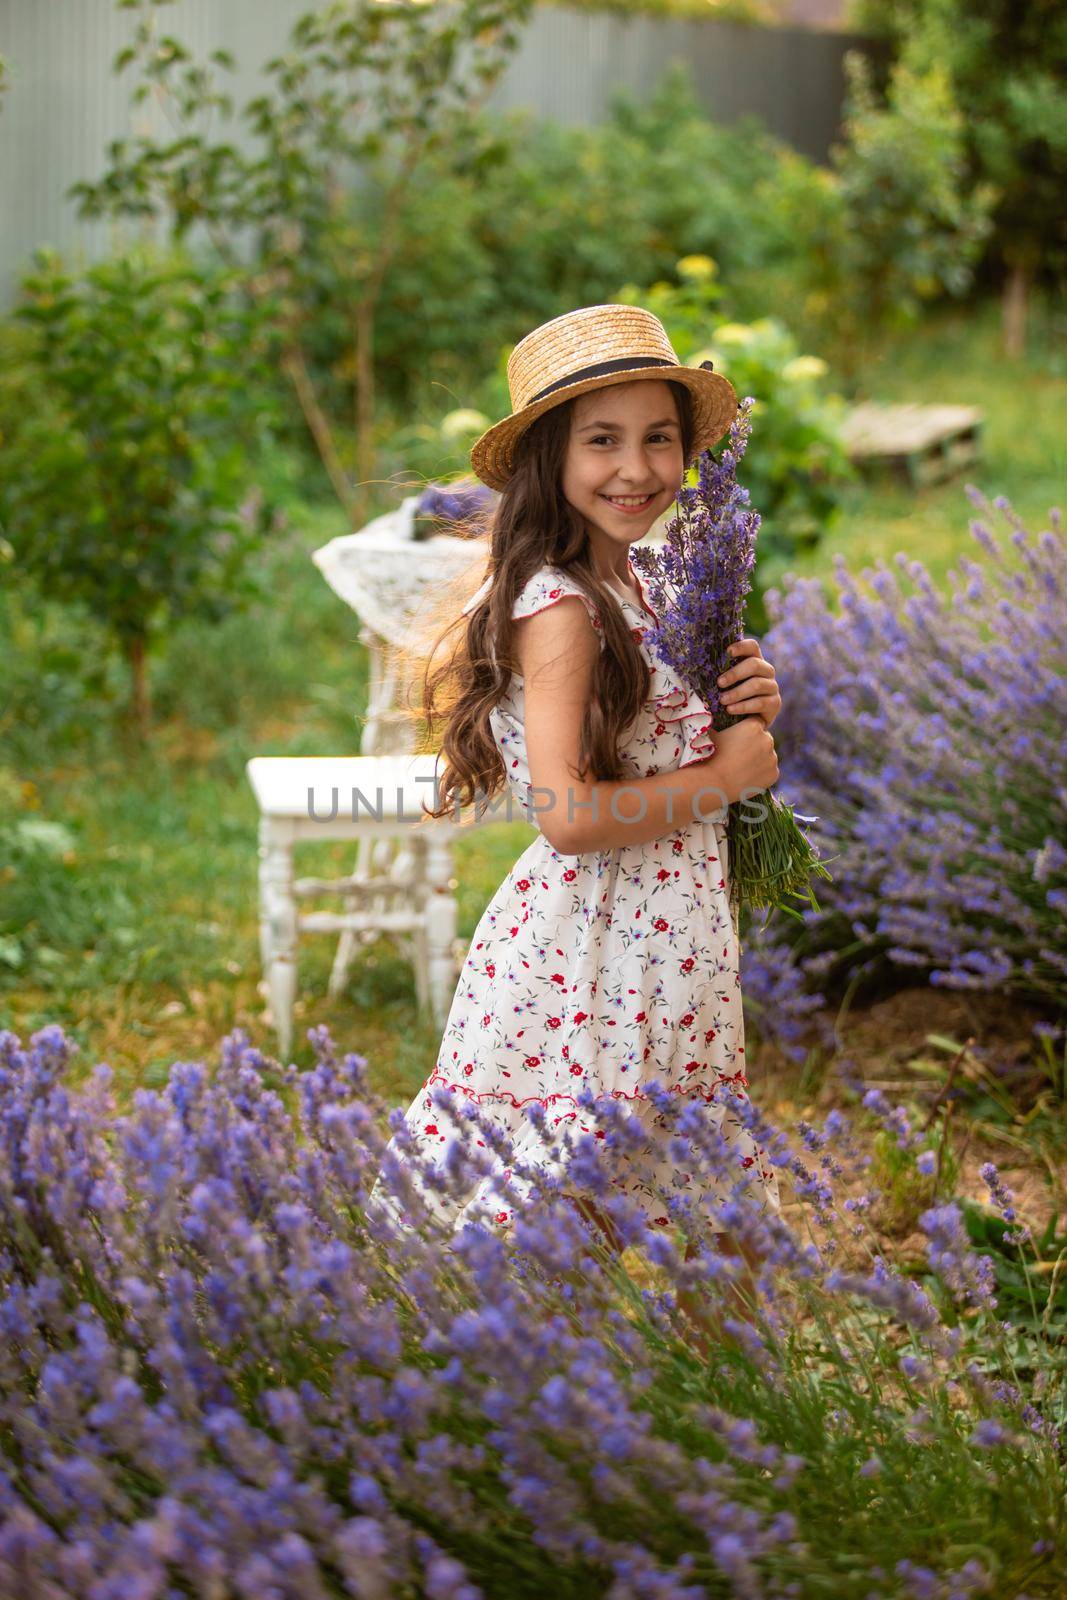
[630,395,831,925]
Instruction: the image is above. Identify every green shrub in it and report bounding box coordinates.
[851,0,1067,303]
[761,43,997,380]
[0,248,280,738]
[360,64,791,420]
[544,0,769,18]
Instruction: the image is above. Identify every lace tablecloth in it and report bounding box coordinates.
[312,496,491,754]
[312,496,491,643]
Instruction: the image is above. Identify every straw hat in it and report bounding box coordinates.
[469,303,738,491]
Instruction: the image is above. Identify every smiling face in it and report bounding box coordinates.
[561,379,685,572]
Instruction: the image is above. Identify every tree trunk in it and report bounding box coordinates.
[348,133,436,533]
[126,632,151,743]
[281,345,359,525]
[1002,261,1029,359]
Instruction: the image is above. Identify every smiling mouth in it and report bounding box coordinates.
[600,492,658,508]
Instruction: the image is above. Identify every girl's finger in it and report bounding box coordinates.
[719,659,774,687]
[721,673,778,700]
[729,690,781,716]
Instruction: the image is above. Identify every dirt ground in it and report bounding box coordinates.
[750,985,1065,1271]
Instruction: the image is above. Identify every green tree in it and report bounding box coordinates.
[848,0,1067,356]
[740,28,997,381]
[0,249,276,740]
[73,0,534,526]
[824,41,997,378]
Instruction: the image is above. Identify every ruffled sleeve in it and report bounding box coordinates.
[642,648,718,768]
[511,567,605,647]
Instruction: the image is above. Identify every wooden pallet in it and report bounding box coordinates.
[840,402,985,488]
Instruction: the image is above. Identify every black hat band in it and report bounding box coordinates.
[526,355,677,407]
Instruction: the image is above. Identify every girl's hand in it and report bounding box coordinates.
[717,639,782,730]
[708,718,779,802]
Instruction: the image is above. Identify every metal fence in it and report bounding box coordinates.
[0,0,876,306]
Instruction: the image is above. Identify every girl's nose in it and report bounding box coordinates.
[618,446,656,483]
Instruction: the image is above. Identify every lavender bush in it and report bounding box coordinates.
[741,488,1067,1060]
[0,1021,1062,1596]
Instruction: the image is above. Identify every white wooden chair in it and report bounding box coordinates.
[246,753,476,1059]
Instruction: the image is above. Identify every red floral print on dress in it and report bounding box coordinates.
[376,560,781,1238]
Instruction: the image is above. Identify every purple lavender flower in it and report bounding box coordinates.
[0,1021,1058,1592]
[416,480,495,526]
[630,397,832,920]
[739,490,1066,1058]
[918,1202,998,1313]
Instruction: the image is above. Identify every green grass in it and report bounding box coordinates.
[789,292,1065,599]
[0,484,541,1108]
[1,290,1063,1113]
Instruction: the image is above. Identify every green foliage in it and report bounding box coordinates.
[0,496,363,999]
[848,0,1067,286]
[836,48,995,312]
[868,1117,960,1236]
[74,15,995,506]
[86,56,792,479]
[543,0,771,18]
[762,42,998,380]
[0,248,279,724]
[0,804,93,983]
[363,65,789,421]
[616,263,855,632]
[961,1199,1067,1342]
[74,0,536,523]
[366,61,817,495]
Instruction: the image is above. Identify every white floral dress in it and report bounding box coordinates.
[370,560,781,1236]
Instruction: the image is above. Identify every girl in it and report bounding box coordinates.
[369,304,784,1286]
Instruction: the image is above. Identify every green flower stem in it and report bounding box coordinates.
[726,790,835,922]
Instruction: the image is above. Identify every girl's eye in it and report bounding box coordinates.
[589,433,673,446]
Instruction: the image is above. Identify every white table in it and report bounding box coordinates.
[308,497,492,1007]
[312,495,492,757]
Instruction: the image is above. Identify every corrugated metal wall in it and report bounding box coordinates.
[0,0,871,306]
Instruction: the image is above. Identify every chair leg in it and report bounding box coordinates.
[328,831,415,1001]
[327,832,377,1000]
[423,832,458,1031]
[258,817,298,1060]
[329,626,403,1000]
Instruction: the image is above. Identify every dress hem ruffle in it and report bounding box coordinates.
[423,1067,750,1111]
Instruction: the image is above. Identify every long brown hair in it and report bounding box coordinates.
[408,379,696,822]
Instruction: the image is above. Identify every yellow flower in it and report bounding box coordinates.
[782,355,828,382]
[441,408,489,442]
[711,323,755,345]
[676,254,716,281]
